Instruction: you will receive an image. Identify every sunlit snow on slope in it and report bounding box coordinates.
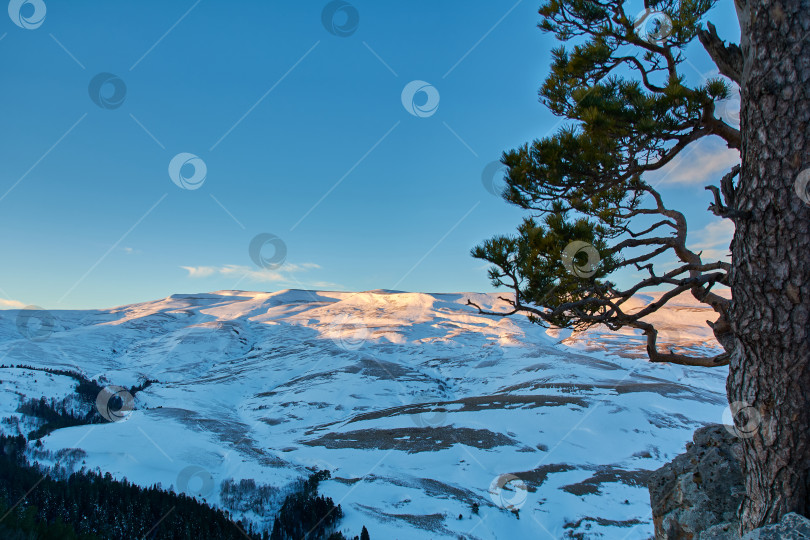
[0,289,728,539]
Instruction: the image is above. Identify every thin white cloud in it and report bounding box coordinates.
[180,262,341,289]
[180,266,218,278]
[689,219,734,262]
[0,299,26,309]
[309,281,345,289]
[649,137,740,186]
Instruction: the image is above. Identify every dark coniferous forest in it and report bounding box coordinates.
[0,434,366,539]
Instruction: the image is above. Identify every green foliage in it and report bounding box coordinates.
[472,213,619,328]
[220,477,282,515]
[270,470,345,540]
[18,396,102,440]
[473,0,735,332]
[2,367,372,539]
[0,499,95,540]
[0,434,370,539]
[0,434,261,539]
[2,365,156,440]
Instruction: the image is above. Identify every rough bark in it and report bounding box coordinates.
[729,0,810,531]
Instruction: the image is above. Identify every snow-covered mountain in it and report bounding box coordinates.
[0,289,729,539]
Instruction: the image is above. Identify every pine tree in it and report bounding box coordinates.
[471,0,737,367]
[472,0,810,532]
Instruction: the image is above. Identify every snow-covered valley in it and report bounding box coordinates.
[0,289,729,539]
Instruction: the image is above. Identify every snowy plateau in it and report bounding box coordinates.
[0,289,729,539]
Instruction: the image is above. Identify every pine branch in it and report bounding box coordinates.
[697,22,743,85]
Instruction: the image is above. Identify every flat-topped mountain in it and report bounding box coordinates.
[0,289,728,538]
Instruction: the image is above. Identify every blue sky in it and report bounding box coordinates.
[0,1,740,309]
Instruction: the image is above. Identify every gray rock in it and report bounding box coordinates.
[648,424,745,539]
[741,513,810,539]
[700,521,739,540]
[649,426,810,540]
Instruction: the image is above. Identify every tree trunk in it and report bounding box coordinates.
[729,0,810,532]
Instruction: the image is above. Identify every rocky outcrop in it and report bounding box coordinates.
[648,425,810,539]
[700,521,738,539]
[741,513,810,539]
[648,424,744,539]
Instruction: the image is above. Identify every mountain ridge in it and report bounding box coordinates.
[0,289,729,538]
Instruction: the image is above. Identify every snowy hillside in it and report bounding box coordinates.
[0,289,729,539]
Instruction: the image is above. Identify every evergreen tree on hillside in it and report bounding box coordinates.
[471,0,810,532]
